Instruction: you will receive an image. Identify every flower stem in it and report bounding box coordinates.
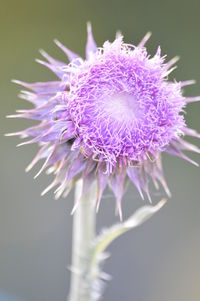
[68,179,97,301]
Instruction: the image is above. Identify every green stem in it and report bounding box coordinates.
[68,179,97,301]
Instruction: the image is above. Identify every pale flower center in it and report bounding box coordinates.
[103,93,140,122]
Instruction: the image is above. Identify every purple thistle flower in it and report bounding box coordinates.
[7,23,200,219]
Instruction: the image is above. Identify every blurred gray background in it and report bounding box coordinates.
[1,0,200,300]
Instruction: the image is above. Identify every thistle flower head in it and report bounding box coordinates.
[8,24,200,219]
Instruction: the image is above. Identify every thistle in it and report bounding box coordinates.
[7,24,199,301]
[8,24,199,219]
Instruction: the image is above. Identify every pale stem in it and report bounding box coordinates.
[67,178,97,301]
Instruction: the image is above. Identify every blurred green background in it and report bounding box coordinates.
[1,0,200,300]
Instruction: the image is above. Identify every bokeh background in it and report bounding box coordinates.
[1,0,200,300]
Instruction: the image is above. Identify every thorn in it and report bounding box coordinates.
[116,30,122,39]
[35,58,46,65]
[116,198,123,222]
[180,80,196,87]
[186,96,200,103]
[71,199,81,215]
[5,132,21,137]
[138,187,144,200]
[164,66,177,76]
[157,198,167,210]
[34,143,58,179]
[11,79,24,85]
[6,114,20,118]
[87,21,92,32]
[16,140,31,147]
[138,32,152,48]
[96,197,101,213]
[41,183,54,196]
[166,56,180,69]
